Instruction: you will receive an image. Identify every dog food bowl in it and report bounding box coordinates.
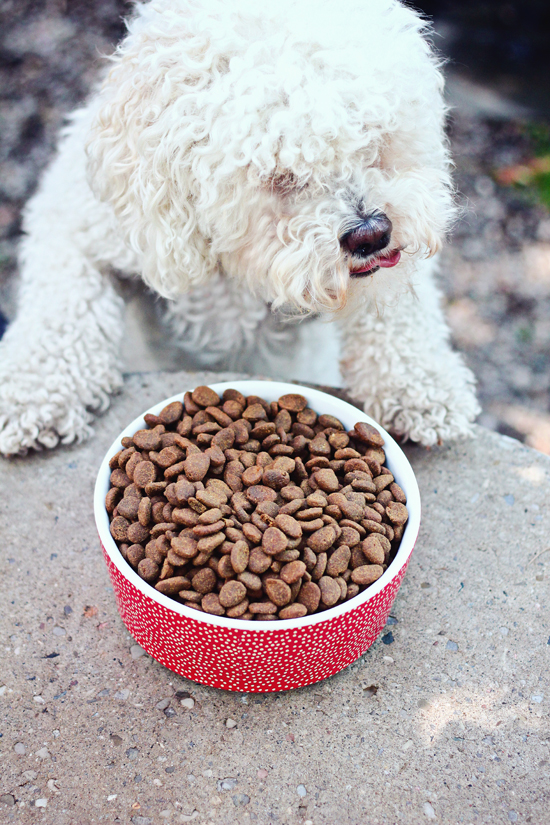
[94,381,420,692]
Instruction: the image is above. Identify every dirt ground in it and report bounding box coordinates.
[1,0,550,452]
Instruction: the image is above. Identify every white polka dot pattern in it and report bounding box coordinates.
[101,538,413,692]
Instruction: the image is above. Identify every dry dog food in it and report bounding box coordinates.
[106,387,408,620]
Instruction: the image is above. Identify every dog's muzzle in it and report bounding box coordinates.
[342,213,401,277]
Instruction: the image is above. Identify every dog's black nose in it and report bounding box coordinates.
[341,215,392,257]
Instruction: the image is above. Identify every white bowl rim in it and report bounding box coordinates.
[94,380,421,632]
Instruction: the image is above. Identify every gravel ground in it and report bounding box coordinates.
[1,1,550,451]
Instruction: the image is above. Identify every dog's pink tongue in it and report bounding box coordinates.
[377,250,401,268]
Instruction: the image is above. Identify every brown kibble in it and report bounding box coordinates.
[219,580,247,608]
[362,535,385,565]
[314,468,339,493]
[318,576,341,607]
[354,421,385,447]
[109,386,408,622]
[137,496,152,526]
[133,461,157,489]
[226,599,250,618]
[386,501,409,525]
[280,560,306,584]
[297,581,321,613]
[133,428,163,451]
[248,548,273,574]
[192,567,217,594]
[126,543,146,568]
[155,576,192,595]
[182,452,211,482]
[230,540,249,574]
[158,401,184,425]
[326,545,351,577]
[262,526,288,556]
[110,516,130,542]
[201,592,225,615]
[389,482,407,504]
[374,473,394,493]
[191,385,220,407]
[274,513,302,538]
[312,552,327,580]
[279,603,308,619]
[127,522,150,545]
[351,564,384,586]
[307,525,336,553]
[137,557,159,583]
[246,485,278,504]
[264,578,292,606]
[116,496,140,520]
[241,465,264,486]
[110,468,131,489]
[249,601,278,615]
[278,393,307,412]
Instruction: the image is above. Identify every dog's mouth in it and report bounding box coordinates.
[349,248,401,277]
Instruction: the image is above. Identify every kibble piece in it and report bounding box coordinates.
[297,581,321,613]
[246,485,278,504]
[202,592,225,615]
[374,473,394,493]
[137,557,159,583]
[262,526,288,556]
[219,580,247,608]
[248,548,273,574]
[191,386,220,407]
[351,564,384,586]
[274,513,302,539]
[110,516,130,541]
[127,543,146,568]
[159,400,184,425]
[264,578,292,607]
[133,461,157,489]
[279,603,308,620]
[238,571,263,591]
[326,545,351,577]
[117,496,140,521]
[318,576,341,607]
[314,468,339,493]
[226,599,250,618]
[183,452,210,482]
[155,576,192,596]
[249,601,278,615]
[133,428,163,451]
[230,540,250,574]
[362,535,385,565]
[311,552,327,580]
[127,522,150,545]
[278,393,308,412]
[280,560,306,584]
[386,501,409,525]
[307,525,336,553]
[110,468,131,488]
[354,421,385,447]
[192,567,217,594]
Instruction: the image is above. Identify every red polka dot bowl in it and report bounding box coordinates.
[94,380,420,692]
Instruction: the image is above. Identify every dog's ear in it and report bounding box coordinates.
[86,13,218,297]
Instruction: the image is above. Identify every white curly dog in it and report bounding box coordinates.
[0,0,479,455]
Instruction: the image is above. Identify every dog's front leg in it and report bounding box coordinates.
[339,259,480,446]
[0,111,126,455]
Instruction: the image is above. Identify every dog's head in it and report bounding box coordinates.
[88,0,454,314]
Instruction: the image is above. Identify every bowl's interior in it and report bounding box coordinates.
[94,380,421,631]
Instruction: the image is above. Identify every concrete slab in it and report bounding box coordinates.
[1,370,549,825]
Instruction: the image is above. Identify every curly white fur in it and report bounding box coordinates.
[0,0,479,455]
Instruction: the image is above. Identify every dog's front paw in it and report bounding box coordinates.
[0,371,95,456]
[371,357,481,447]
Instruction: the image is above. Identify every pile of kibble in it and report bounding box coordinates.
[106,386,408,620]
